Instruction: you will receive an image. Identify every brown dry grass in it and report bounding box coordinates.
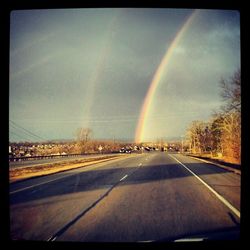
[187,152,240,166]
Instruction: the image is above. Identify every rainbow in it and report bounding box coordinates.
[134,10,199,143]
[81,11,119,128]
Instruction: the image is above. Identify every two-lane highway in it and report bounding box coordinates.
[10,152,240,241]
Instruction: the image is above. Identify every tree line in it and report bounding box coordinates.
[185,69,241,164]
[75,128,134,154]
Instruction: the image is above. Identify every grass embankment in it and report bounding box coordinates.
[185,153,241,171]
[9,154,129,183]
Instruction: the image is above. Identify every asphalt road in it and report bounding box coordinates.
[10,152,240,242]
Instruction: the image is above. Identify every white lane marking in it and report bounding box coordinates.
[47,182,118,241]
[47,236,57,241]
[174,238,204,242]
[10,174,76,195]
[169,154,240,219]
[120,175,128,181]
[11,154,144,195]
[137,240,154,242]
[10,159,119,195]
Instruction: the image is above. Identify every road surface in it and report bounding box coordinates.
[10,152,240,242]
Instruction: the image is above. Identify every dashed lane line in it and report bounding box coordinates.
[47,171,133,241]
[10,158,129,195]
[120,175,128,181]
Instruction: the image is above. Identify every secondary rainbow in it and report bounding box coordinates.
[134,10,199,143]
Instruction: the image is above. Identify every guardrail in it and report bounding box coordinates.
[9,152,120,162]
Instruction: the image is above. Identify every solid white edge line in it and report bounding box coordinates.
[168,154,240,219]
[120,174,128,181]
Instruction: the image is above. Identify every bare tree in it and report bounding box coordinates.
[186,70,241,163]
[76,128,92,143]
[210,114,224,154]
[210,69,241,163]
[220,69,241,113]
[219,69,241,163]
[187,121,204,154]
[75,128,93,153]
[221,112,241,163]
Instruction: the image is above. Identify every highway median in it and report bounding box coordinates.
[9,154,132,183]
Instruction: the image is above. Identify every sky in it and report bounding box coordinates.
[9,8,240,143]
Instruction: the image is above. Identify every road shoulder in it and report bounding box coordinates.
[186,155,241,175]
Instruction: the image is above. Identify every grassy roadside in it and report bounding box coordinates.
[9,154,131,183]
[184,153,241,174]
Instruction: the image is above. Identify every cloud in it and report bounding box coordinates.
[9,9,240,141]
[10,51,62,80]
[10,33,55,58]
